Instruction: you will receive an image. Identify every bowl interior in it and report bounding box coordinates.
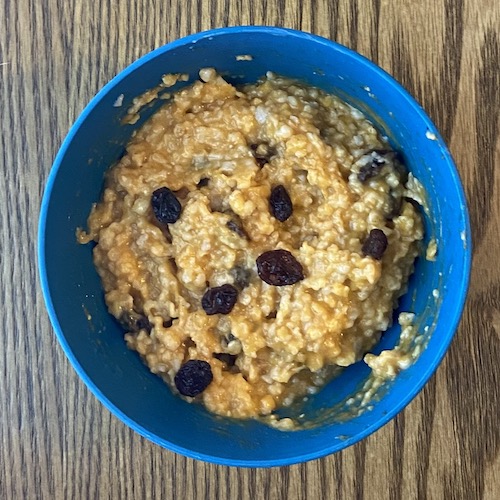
[39,27,470,466]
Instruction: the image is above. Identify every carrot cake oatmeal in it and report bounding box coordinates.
[78,69,424,421]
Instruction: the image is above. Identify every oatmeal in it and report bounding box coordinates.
[79,69,424,420]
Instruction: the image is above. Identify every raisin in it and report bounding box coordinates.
[256,249,304,286]
[269,185,293,222]
[174,360,213,397]
[212,353,237,367]
[202,284,238,315]
[362,229,388,260]
[151,187,181,224]
[119,311,151,333]
[197,177,209,187]
[227,219,248,239]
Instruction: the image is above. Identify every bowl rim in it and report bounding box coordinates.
[38,25,472,467]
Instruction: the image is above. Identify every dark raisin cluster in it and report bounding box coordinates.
[142,145,408,398]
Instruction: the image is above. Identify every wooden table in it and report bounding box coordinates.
[1,0,499,498]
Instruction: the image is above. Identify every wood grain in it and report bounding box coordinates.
[1,0,499,498]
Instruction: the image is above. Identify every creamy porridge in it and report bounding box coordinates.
[78,69,424,421]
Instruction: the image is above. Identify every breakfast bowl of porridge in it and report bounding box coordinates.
[38,26,471,466]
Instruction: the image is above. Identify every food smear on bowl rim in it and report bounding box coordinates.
[121,72,189,125]
[235,54,254,61]
[77,68,425,427]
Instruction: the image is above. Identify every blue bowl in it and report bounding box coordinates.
[38,27,471,467]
